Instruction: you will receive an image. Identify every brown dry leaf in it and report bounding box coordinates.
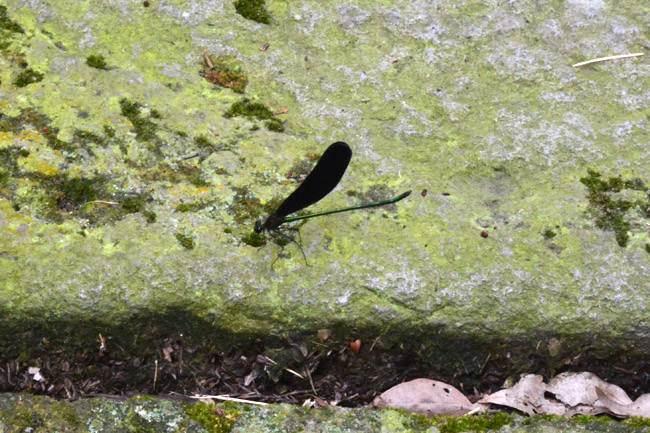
[316,329,331,341]
[546,372,632,415]
[595,388,650,418]
[372,378,481,416]
[314,396,329,407]
[162,346,174,362]
[479,374,568,416]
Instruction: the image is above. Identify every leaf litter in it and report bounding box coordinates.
[373,372,650,418]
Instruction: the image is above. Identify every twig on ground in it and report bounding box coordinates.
[193,394,269,406]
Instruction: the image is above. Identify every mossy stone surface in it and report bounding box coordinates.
[1,394,648,433]
[0,0,649,386]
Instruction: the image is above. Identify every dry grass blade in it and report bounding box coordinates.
[572,53,644,68]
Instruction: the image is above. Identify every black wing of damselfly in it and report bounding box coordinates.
[274,141,351,217]
[255,141,352,232]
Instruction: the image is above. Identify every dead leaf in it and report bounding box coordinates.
[316,329,331,341]
[547,372,632,414]
[28,366,46,383]
[373,378,481,417]
[244,369,258,387]
[479,372,648,418]
[162,346,174,362]
[595,388,650,418]
[479,374,567,416]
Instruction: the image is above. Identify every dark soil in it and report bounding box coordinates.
[0,334,648,407]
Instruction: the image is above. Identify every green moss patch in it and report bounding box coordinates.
[0,109,77,153]
[86,54,108,70]
[580,169,650,247]
[193,134,230,153]
[433,412,514,432]
[265,118,284,132]
[184,401,241,433]
[175,200,209,213]
[623,416,650,427]
[119,98,160,143]
[230,186,266,224]
[142,163,209,187]
[13,68,44,87]
[0,5,24,35]
[242,230,266,247]
[73,129,109,147]
[0,110,156,225]
[233,0,271,24]
[225,99,273,119]
[52,176,98,211]
[175,232,195,249]
[224,99,285,132]
[542,229,557,239]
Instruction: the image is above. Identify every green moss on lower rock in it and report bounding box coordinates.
[184,402,241,433]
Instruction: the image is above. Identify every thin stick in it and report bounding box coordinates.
[572,53,644,68]
[263,355,306,379]
[84,200,119,207]
[305,367,317,396]
[284,367,306,380]
[193,394,269,406]
[464,406,483,416]
[203,49,214,69]
[153,360,158,390]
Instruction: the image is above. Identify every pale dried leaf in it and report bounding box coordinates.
[372,378,480,416]
[595,388,650,418]
[244,369,258,387]
[479,374,567,416]
[28,366,45,383]
[162,346,173,363]
[547,372,632,410]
